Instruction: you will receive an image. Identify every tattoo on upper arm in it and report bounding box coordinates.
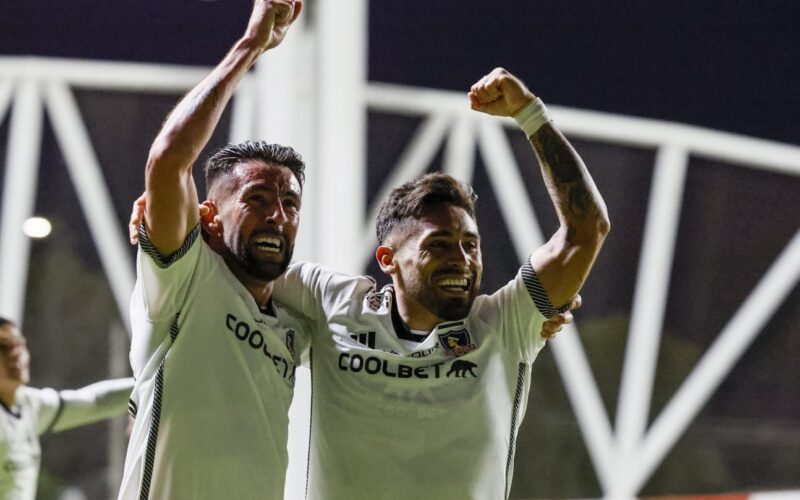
[531,125,596,219]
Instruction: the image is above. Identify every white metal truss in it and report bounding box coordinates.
[1,57,799,499]
[0,58,215,331]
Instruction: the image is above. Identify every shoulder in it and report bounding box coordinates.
[16,386,55,402]
[16,386,60,413]
[138,223,203,270]
[282,261,376,293]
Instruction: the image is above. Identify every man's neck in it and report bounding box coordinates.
[392,288,439,332]
[239,273,275,311]
[220,253,275,310]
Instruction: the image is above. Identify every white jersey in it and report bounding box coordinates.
[273,260,560,500]
[0,387,57,500]
[1,380,133,500]
[119,225,308,500]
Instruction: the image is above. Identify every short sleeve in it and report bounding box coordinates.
[136,223,202,322]
[272,262,372,330]
[476,260,564,362]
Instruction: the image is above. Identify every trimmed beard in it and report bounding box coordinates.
[412,281,479,321]
[240,243,294,282]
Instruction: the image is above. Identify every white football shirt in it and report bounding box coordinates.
[274,259,559,500]
[119,226,308,500]
[0,387,57,500]
[1,379,133,500]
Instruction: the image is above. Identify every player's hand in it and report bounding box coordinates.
[129,194,209,245]
[129,194,146,245]
[468,67,535,117]
[246,0,303,52]
[540,294,582,340]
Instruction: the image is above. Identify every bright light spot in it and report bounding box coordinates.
[22,217,52,239]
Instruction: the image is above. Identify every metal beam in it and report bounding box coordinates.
[44,82,135,332]
[0,81,43,325]
[631,230,800,492]
[614,144,688,494]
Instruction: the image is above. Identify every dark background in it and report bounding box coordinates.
[0,0,798,145]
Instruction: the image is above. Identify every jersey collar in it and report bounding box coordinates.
[0,399,21,419]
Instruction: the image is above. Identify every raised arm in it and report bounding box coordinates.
[469,68,609,308]
[145,0,302,255]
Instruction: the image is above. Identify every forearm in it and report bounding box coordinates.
[49,377,134,433]
[144,35,264,254]
[529,123,609,240]
[468,67,609,307]
[147,37,263,174]
[527,122,609,306]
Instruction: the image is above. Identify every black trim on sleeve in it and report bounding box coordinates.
[138,222,201,269]
[520,260,570,319]
[42,392,65,435]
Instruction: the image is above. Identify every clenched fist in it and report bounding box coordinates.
[246,0,303,51]
[468,67,535,118]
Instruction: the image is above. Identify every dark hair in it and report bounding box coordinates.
[375,173,477,244]
[0,317,14,329]
[203,140,306,196]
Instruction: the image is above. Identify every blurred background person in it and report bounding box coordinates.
[0,317,133,500]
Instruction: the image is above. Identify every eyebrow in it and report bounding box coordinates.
[424,229,480,239]
[242,184,301,199]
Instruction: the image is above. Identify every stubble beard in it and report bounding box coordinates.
[240,243,293,282]
[411,278,478,322]
[228,230,294,282]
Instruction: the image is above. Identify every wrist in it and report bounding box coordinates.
[237,35,269,55]
[513,97,552,137]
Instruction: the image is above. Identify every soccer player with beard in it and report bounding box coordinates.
[272,67,609,499]
[117,1,308,499]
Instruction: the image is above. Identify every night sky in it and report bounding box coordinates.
[0,0,798,144]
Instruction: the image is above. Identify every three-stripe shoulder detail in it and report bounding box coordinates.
[520,259,569,319]
[138,223,201,269]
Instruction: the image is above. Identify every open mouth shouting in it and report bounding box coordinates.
[436,276,471,295]
[252,234,284,256]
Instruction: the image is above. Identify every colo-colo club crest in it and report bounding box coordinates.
[438,328,476,357]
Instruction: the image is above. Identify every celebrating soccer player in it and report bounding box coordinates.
[117,1,308,499]
[272,67,609,499]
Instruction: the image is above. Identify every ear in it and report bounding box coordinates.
[200,200,221,237]
[290,0,303,23]
[376,245,396,275]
